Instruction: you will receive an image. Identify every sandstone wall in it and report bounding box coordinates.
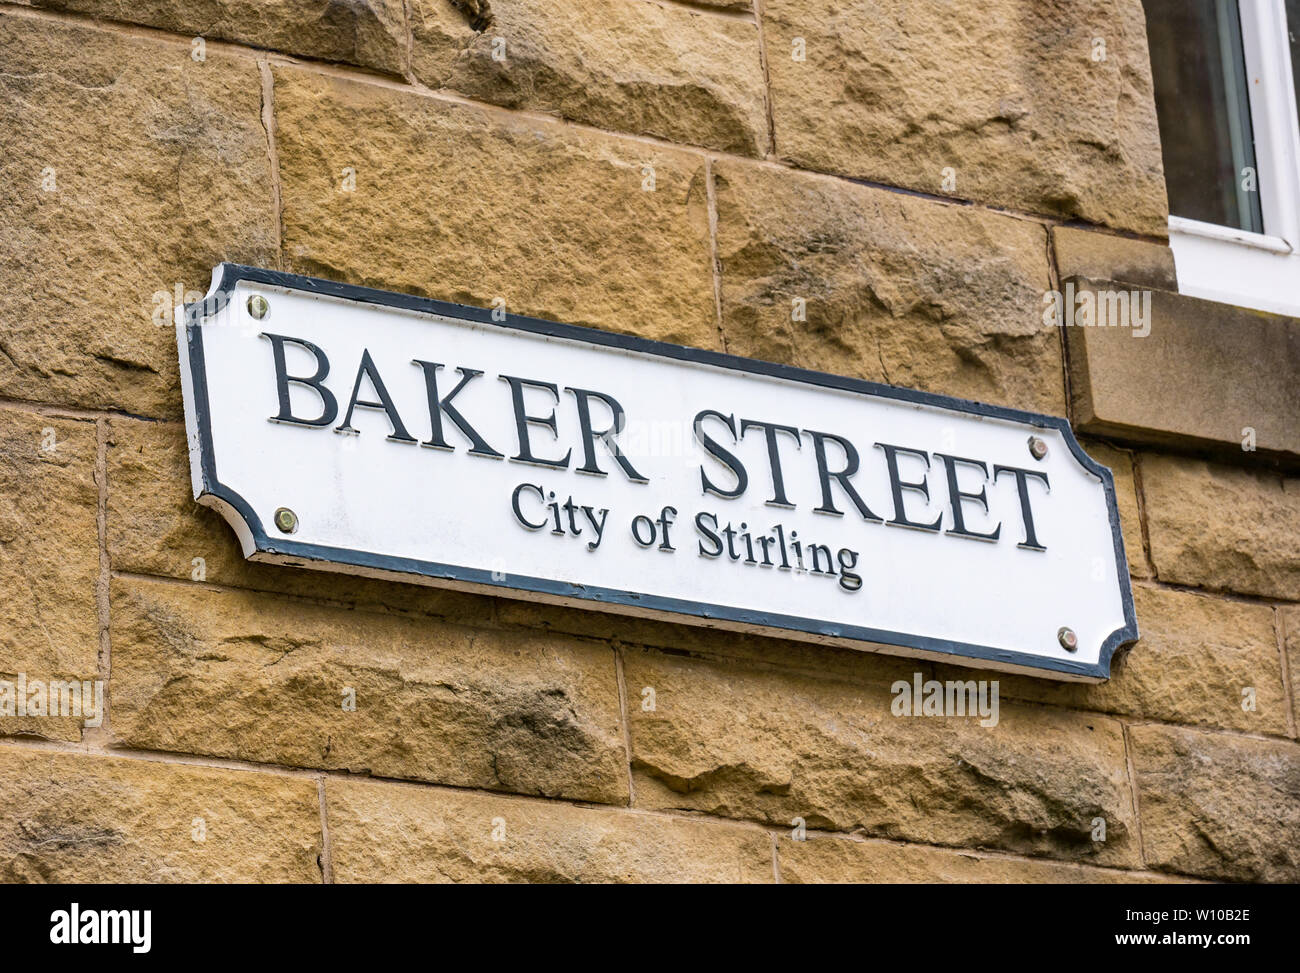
[0,0,1295,883]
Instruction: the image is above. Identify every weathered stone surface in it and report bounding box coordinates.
[106,417,496,623]
[497,599,763,658]
[0,746,320,882]
[33,0,407,74]
[1140,454,1300,600]
[1068,283,1300,466]
[0,409,99,743]
[778,836,1174,883]
[110,577,629,804]
[501,600,927,689]
[328,779,772,882]
[273,65,718,349]
[0,13,277,417]
[411,0,767,154]
[762,0,1167,235]
[714,161,1061,413]
[1130,724,1300,882]
[683,0,752,9]
[1052,226,1176,290]
[1283,608,1300,735]
[625,649,1139,865]
[937,585,1288,736]
[1080,438,1148,579]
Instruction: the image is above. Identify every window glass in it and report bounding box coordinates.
[1143,0,1264,232]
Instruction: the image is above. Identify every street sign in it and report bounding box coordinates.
[178,264,1138,681]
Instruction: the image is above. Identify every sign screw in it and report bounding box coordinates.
[1027,435,1048,461]
[273,507,298,534]
[1057,626,1078,652]
[247,294,270,320]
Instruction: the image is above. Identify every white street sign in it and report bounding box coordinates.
[178,265,1138,682]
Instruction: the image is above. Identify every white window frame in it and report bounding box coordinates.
[1167,0,1300,317]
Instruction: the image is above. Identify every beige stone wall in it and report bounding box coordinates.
[0,0,1296,883]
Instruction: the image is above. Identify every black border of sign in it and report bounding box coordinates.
[181,263,1139,682]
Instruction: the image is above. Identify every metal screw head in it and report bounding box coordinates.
[247,294,270,320]
[1027,435,1049,461]
[1057,626,1079,652]
[273,507,298,534]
